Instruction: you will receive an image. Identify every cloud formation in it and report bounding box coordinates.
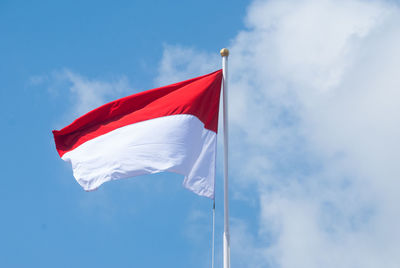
[157,0,400,267]
[35,69,132,123]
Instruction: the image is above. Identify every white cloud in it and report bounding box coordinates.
[61,70,131,117]
[36,69,132,124]
[156,0,400,267]
[156,44,220,86]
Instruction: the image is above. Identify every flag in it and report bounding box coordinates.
[53,70,222,199]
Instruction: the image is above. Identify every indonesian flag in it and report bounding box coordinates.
[53,70,222,199]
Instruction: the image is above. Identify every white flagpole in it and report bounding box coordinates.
[220,48,230,268]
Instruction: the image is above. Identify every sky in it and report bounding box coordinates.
[2,0,400,267]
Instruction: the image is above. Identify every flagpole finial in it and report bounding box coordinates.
[220,48,229,57]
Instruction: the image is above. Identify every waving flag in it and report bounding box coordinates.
[53,70,222,198]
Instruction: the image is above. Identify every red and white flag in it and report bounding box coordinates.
[53,70,222,199]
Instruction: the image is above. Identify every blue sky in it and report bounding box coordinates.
[2,0,400,267]
[1,1,247,267]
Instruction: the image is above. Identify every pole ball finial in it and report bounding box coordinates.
[220,48,229,57]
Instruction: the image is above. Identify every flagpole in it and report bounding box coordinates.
[220,48,230,268]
